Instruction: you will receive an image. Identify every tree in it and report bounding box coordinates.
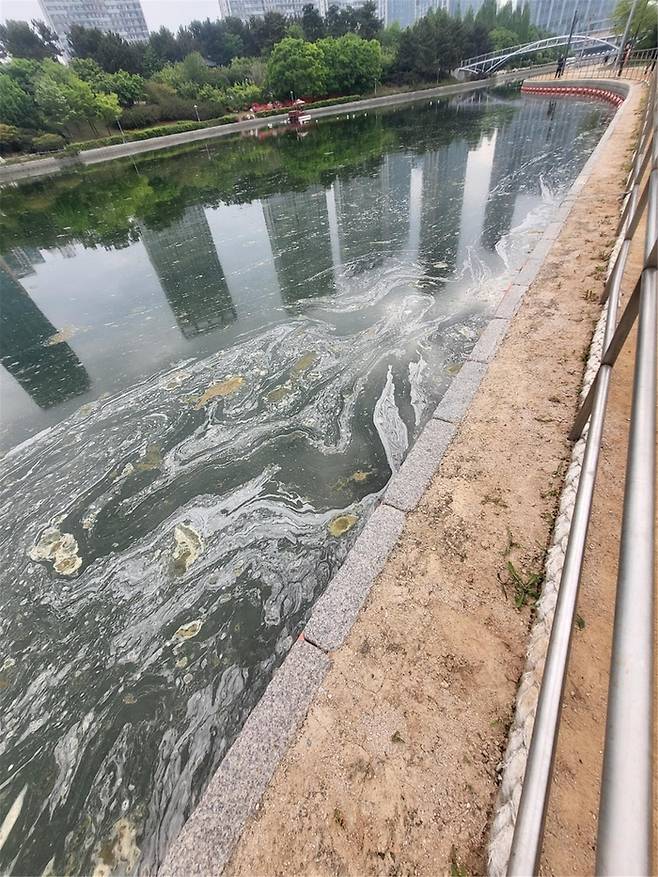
[250,12,289,55]
[266,37,327,98]
[318,35,382,94]
[68,25,144,73]
[0,73,33,126]
[489,26,520,50]
[0,19,60,60]
[354,2,382,39]
[301,4,326,41]
[613,0,657,48]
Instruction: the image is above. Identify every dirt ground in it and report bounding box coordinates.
[541,146,657,872]
[226,87,644,877]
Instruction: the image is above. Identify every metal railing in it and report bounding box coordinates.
[506,60,657,876]
[562,47,658,81]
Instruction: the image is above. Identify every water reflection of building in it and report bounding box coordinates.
[262,186,335,304]
[418,138,470,274]
[3,247,46,279]
[0,259,90,409]
[480,97,578,251]
[332,152,414,272]
[140,206,237,339]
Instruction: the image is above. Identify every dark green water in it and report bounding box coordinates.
[0,90,612,875]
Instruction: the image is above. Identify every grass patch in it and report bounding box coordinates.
[499,560,543,609]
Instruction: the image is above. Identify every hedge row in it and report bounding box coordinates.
[69,114,239,151]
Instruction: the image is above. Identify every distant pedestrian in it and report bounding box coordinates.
[555,56,566,78]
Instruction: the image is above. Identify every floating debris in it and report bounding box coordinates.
[350,470,370,483]
[91,818,140,877]
[122,693,137,705]
[172,523,203,574]
[194,375,245,409]
[433,261,449,269]
[81,510,97,531]
[373,366,408,473]
[447,363,461,375]
[120,463,135,478]
[45,326,77,347]
[174,619,203,640]
[163,370,192,390]
[135,445,162,472]
[266,383,292,403]
[29,527,82,576]
[292,352,318,375]
[328,514,358,537]
[0,785,27,854]
[175,656,189,669]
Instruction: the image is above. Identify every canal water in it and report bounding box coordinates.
[0,89,613,875]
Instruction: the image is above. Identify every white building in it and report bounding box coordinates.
[38,0,149,44]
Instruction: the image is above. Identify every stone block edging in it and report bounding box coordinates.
[159,78,636,876]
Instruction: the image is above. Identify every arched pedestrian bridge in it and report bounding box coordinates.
[457,33,620,77]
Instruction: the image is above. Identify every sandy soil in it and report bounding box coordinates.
[226,87,644,877]
[541,152,657,872]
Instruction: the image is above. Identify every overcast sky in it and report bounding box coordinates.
[1,0,222,31]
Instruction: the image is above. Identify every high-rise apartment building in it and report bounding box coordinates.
[220,0,324,18]
[524,0,616,34]
[375,0,449,27]
[38,0,149,44]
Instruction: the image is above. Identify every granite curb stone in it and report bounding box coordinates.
[304,504,406,651]
[432,360,487,424]
[384,418,457,512]
[468,317,511,364]
[160,638,330,876]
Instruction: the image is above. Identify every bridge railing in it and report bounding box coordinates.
[506,55,657,877]
[458,30,619,71]
[562,47,658,81]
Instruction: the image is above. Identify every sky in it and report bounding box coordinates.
[0,0,222,31]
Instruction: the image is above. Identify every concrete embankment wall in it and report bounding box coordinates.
[0,65,558,185]
[159,77,634,876]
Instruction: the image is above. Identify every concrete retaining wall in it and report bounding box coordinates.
[157,77,629,875]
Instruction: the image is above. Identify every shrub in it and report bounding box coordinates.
[120,103,161,129]
[0,123,20,152]
[32,132,65,152]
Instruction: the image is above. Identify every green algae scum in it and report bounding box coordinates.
[0,89,613,875]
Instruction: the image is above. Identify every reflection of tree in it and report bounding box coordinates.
[0,260,90,408]
[0,99,506,259]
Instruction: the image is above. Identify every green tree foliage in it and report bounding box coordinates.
[318,34,382,94]
[301,4,326,41]
[67,25,143,74]
[249,12,289,55]
[614,0,658,48]
[0,19,60,60]
[489,26,520,50]
[266,37,327,98]
[0,73,33,126]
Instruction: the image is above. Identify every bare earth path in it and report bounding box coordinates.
[226,87,644,877]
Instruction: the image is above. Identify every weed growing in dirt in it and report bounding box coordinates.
[499,561,543,609]
[450,846,469,877]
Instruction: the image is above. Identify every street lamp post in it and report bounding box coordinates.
[193,104,201,122]
[116,118,126,143]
